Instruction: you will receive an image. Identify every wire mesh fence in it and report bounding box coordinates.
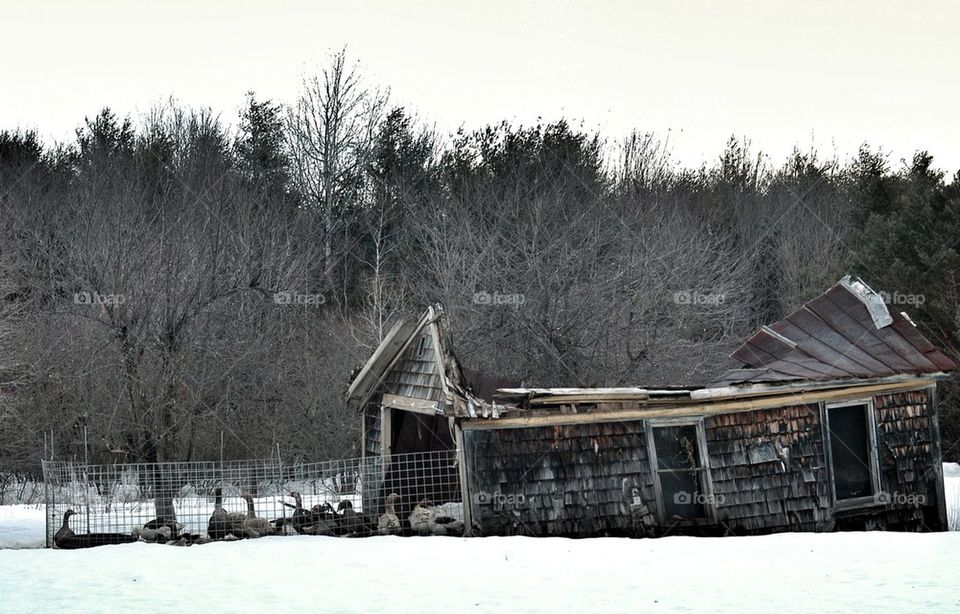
[42,450,463,548]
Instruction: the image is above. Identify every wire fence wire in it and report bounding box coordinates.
[41,450,463,548]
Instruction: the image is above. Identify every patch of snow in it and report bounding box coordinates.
[0,505,46,549]
[942,461,960,478]
[945,462,960,531]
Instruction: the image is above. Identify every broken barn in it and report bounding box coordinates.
[347,277,955,537]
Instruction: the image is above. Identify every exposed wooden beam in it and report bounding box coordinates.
[381,393,441,416]
[461,380,935,430]
[691,373,949,401]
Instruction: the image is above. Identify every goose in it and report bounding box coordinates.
[55,509,76,546]
[432,515,463,536]
[303,501,337,536]
[208,487,250,539]
[285,491,315,534]
[241,493,275,537]
[138,517,181,542]
[303,520,336,536]
[136,524,172,543]
[55,509,138,549]
[335,500,374,536]
[144,517,182,534]
[312,502,339,523]
[408,500,438,536]
[378,493,401,535]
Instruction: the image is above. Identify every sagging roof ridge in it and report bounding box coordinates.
[348,276,954,419]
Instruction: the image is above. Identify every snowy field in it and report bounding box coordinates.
[0,465,958,613]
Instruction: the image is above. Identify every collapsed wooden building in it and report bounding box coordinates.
[347,277,956,537]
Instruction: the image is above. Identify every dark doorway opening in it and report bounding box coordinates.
[827,404,876,501]
[651,423,707,520]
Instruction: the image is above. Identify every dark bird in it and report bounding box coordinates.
[208,487,253,540]
[285,491,313,534]
[55,509,138,549]
[285,492,335,536]
[336,500,374,536]
[432,515,464,536]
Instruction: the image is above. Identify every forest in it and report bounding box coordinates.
[1,51,958,473]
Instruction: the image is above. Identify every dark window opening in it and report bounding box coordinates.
[827,404,875,500]
[652,424,707,520]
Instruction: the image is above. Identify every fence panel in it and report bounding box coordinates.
[41,450,463,548]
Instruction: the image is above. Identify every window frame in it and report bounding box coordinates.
[644,416,718,526]
[821,399,883,511]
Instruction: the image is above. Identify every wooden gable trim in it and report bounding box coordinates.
[350,309,440,412]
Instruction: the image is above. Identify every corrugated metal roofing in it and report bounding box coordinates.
[712,276,956,386]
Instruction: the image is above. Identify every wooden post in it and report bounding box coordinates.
[381,406,392,459]
[360,407,367,459]
[928,384,948,530]
[380,406,392,510]
[454,422,473,536]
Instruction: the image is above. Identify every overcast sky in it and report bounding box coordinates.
[3,0,958,173]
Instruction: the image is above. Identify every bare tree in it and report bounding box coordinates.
[286,49,389,295]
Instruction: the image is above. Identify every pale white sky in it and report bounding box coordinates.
[2,0,958,173]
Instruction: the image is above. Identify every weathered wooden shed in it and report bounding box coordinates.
[347,277,956,537]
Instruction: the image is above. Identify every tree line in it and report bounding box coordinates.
[1,51,958,472]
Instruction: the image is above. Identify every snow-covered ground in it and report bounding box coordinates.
[1,532,959,612]
[0,464,958,612]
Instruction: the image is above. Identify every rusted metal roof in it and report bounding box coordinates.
[712,276,956,387]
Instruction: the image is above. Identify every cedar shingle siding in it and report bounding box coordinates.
[464,420,657,537]
[462,390,945,537]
